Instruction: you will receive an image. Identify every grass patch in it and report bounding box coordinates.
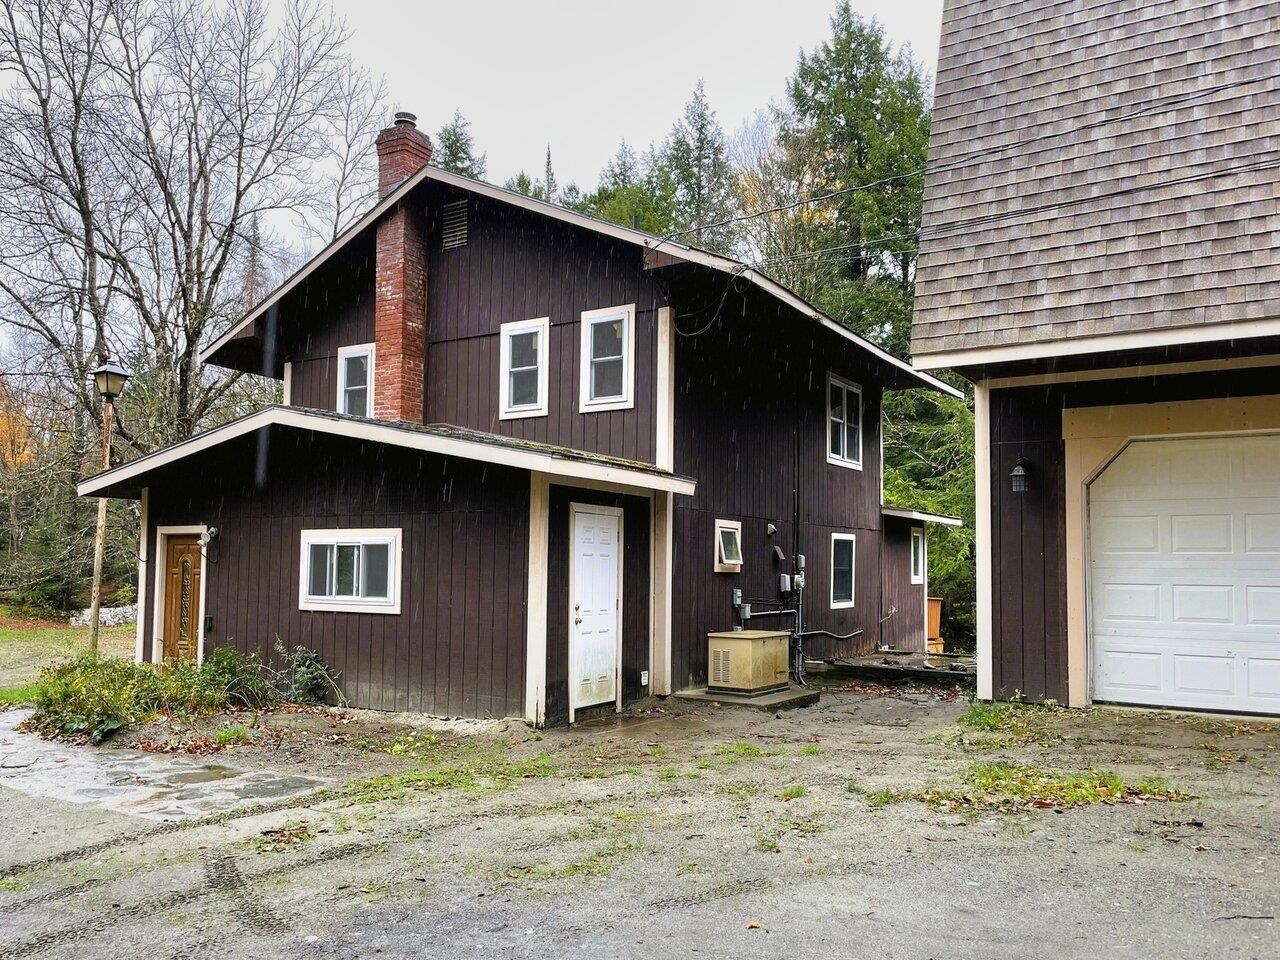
[714,742,781,762]
[505,839,644,883]
[798,744,822,756]
[946,701,1070,751]
[213,724,253,747]
[920,762,1190,813]
[846,781,909,808]
[0,682,39,706]
[778,784,806,801]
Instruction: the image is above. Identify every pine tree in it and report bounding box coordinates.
[578,140,675,233]
[659,81,738,253]
[542,145,558,204]
[433,109,488,180]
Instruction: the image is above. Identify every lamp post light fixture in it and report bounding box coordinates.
[1010,459,1029,494]
[87,358,131,654]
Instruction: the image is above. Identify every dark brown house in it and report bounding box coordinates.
[81,112,956,725]
[913,0,1280,716]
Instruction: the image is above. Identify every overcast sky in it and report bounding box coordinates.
[326,0,945,188]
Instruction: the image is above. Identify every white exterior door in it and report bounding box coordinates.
[570,505,622,714]
[1089,434,1280,714]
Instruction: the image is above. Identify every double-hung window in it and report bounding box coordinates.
[827,373,862,469]
[499,317,550,419]
[910,528,926,585]
[337,344,375,418]
[299,528,401,614]
[579,304,635,412]
[831,533,856,609]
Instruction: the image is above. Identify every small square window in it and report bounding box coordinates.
[714,519,743,573]
[499,318,549,419]
[337,344,375,418]
[831,533,855,608]
[580,304,635,412]
[910,528,926,585]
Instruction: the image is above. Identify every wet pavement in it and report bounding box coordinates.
[0,710,322,820]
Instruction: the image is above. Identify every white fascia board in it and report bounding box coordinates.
[911,316,1280,373]
[76,408,697,499]
[881,507,964,527]
[203,167,957,399]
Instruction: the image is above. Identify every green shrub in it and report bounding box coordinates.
[27,649,279,743]
[273,641,341,704]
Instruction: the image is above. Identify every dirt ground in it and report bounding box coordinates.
[1,676,1277,960]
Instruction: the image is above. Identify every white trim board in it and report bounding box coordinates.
[77,407,697,499]
[524,473,550,727]
[973,382,993,701]
[655,307,675,471]
[134,488,149,663]
[200,165,958,400]
[881,508,963,527]
[913,317,1280,372]
[151,525,208,665]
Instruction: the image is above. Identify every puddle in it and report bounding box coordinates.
[0,709,323,821]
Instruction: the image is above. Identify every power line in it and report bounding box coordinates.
[664,72,1273,244]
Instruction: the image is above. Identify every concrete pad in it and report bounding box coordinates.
[672,685,820,711]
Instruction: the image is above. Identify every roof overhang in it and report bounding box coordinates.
[203,166,959,399]
[881,507,964,527]
[78,407,697,500]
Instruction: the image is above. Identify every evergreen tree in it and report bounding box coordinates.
[578,140,675,234]
[504,145,577,204]
[433,109,487,180]
[660,81,738,253]
[542,145,558,204]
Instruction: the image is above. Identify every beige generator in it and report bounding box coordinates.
[707,630,790,697]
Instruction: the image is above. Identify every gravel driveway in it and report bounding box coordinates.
[1,684,1276,960]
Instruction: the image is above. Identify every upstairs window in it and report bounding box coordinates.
[714,519,743,573]
[499,317,550,419]
[580,304,635,412]
[911,528,926,584]
[299,528,401,614]
[337,344,375,418]
[827,373,862,470]
[831,533,856,609]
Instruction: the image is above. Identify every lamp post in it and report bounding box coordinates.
[87,359,130,654]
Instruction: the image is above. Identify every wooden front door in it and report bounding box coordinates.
[162,534,202,662]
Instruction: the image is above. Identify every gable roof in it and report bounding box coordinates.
[204,165,959,398]
[912,0,1280,371]
[77,406,698,500]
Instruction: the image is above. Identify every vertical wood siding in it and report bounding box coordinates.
[543,485,651,726]
[279,235,377,411]
[669,290,885,689]
[880,517,926,652]
[423,191,664,462]
[988,386,1067,703]
[142,428,529,717]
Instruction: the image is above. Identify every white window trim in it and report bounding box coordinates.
[579,303,636,413]
[499,317,550,420]
[910,528,926,585]
[336,343,376,418]
[830,532,856,609]
[298,527,402,614]
[713,518,743,574]
[826,372,863,471]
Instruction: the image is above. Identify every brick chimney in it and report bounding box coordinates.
[373,112,432,423]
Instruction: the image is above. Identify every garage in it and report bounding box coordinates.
[1089,434,1280,715]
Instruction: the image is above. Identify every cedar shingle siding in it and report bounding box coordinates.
[911,0,1280,358]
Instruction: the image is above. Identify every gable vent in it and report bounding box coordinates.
[441,199,468,249]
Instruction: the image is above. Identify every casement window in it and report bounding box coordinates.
[579,304,635,412]
[827,373,863,470]
[337,344,375,418]
[499,317,550,419]
[299,528,401,614]
[910,528,926,585]
[714,519,743,573]
[831,533,856,609]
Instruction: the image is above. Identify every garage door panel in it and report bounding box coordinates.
[1090,435,1280,716]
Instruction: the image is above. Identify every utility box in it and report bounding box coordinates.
[707,630,789,696]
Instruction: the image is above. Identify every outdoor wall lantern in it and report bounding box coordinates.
[1010,459,1030,494]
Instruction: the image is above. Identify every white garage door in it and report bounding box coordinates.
[1090,434,1280,714]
